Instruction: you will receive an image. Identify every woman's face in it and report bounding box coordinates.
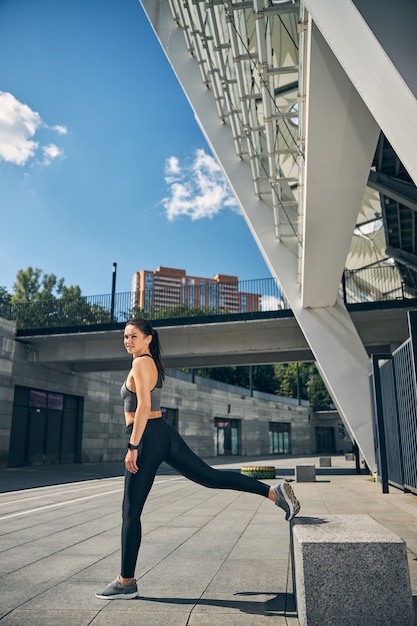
[123,324,151,356]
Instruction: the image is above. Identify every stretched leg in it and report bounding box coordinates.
[165,426,300,520]
[167,439,269,497]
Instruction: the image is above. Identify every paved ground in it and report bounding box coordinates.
[0,455,416,625]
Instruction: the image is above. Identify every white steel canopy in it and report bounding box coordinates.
[139,0,417,471]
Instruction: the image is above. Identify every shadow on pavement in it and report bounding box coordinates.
[139,591,296,617]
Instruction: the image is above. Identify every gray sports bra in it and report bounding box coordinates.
[121,354,163,413]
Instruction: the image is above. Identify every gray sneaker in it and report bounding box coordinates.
[95,576,138,600]
[273,482,300,521]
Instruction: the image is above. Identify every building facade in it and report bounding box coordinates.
[131,266,260,314]
[0,317,352,468]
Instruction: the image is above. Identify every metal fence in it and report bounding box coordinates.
[371,311,417,494]
[341,264,414,303]
[1,268,416,333]
[1,277,289,332]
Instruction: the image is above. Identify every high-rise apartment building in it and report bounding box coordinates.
[131,266,260,314]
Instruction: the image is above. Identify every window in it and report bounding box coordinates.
[200,282,206,307]
[269,422,291,454]
[47,393,64,411]
[215,418,240,455]
[29,390,47,409]
[188,279,195,307]
[208,283,217,308]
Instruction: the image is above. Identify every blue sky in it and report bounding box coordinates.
[0,0,271,297]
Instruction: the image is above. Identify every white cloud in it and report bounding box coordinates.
[0,92,41,165]
[165,155,180,179]
[42,143,63,165]
[162,148,239,220]
[0,91,67,166]
[51,124,68,135]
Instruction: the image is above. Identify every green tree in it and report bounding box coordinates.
[189,366,244,387]
[251,365,278,394]
[274,363,308,399]
[9,267,111,329]
[307,370,333,411]
[187,364,278,394]
[11,267,65,302]
[55,284,111,326]
[273,362,332,408]
[0,286,11,305]
[185,358,335,408]
[0,286,11,318]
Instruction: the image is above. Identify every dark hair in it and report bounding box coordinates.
[125,318,165,380]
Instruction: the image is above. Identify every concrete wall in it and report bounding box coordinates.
[2,317,127,466]
[162,374,314,457]
[0,319,15,467]
[310,410,353,455]
[0,318,351,467]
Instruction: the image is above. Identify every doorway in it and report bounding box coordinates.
[315,426,335,454]
[215,418,240,455]
[9,386,82,466]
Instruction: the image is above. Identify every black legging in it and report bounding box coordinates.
[121,418,270,578]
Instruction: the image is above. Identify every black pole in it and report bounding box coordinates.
[110,262,117,322]
[296,363,301,405]
[353,441,360,474]
[371,354,390,493]
[341,270,347,304]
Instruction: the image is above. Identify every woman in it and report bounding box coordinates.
[96,318,300,600]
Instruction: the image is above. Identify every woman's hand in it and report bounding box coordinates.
[125,448,139,474]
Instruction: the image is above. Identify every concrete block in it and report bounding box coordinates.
[345,452,354,461]
[319,456,331,467]
[295,465,315,482]
[291,514,414,626]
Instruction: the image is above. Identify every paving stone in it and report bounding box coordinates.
[0,609,98,626]
[1,456,417,625]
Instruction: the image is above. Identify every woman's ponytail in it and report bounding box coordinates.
[149,327,165,380]
[125,318,165,380]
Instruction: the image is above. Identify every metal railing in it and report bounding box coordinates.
[371,311,417,494]
[341,264,415,303]
[1,269,416,333]
[1,277,288,332]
